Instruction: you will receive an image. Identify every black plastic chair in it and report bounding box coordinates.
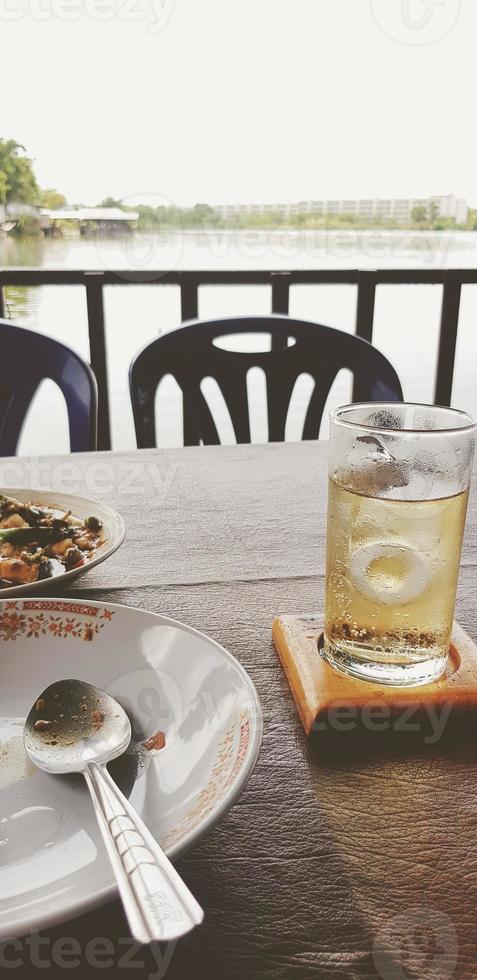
[129,315,403,447]
[0,320,98,455]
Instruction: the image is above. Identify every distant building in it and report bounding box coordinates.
[0,202,42,233]
[2,202,40,218]
[40,207,139,233]
[1,204,140,235]
[216,195,468,225]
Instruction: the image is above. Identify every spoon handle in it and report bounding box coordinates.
[83,761,204,944]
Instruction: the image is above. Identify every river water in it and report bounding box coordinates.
[1,229,477,454]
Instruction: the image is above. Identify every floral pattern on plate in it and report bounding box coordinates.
[0,600,115,642]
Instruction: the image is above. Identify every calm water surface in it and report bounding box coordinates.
[1,229,476,454]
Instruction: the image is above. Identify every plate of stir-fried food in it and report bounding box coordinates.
[0,489,125,596]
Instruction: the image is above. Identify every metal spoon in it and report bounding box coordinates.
[24,679,204,944]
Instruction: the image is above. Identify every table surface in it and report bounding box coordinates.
[2,441,477,980]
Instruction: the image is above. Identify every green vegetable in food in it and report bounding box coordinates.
[0,526,54,546]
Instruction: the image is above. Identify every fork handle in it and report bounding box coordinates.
[84,762,204,944]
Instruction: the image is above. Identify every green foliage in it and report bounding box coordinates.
[410,201,454,230]
[11,214,42,237]
[137,205,163,229]
[0,170,8,206]
[136,203,221,231]
[467,208,477,230]
[96,196,124,209]
[0,138,68,234]
[432,216,457,231]
[411,205,428,226]
[131,201,472,233]
[40,188,67,210]
[0,139,39,205]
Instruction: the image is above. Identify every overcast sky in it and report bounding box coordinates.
[2,0,476,207]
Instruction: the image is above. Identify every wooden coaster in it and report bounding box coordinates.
[272,614,477,736]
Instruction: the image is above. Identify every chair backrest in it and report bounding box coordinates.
[0,320,98,456]
[130,315,403,447]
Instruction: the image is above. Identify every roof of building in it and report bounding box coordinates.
[40,207,139,222]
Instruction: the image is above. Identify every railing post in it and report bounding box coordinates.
[355,270,376,343]
[434,271,462,407]
[85,274,112,451]
[0,285,5,319]
[271,272,291,351]
[353,271,377,401]
[181,275,199,321]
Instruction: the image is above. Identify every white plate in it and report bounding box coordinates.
[0,488,125,597]
[0,598,262,939]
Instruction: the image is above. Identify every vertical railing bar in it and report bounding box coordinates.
[352,271,377,401]
[355,270,377,342]
[85,274,112,451]
[179,275,199,445]
[434,271,462,407]
[0,284,5,319]
[180,275,199,322]
[271,272,291,351]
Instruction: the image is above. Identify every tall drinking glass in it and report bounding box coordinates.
[324,403,476,686]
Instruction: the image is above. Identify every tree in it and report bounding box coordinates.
[411,205,428,226]
[0,139,38,204]
[429,201,440,227]
[0,170,8,206]
[137,205,162,230]
[189,203,219,225]
[467,208,477,230]
[96,196,124,209]
[40,188,66,210]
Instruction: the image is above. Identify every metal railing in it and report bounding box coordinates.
[1,267,476,451]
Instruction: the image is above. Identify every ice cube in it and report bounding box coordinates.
[338,435,409,495]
